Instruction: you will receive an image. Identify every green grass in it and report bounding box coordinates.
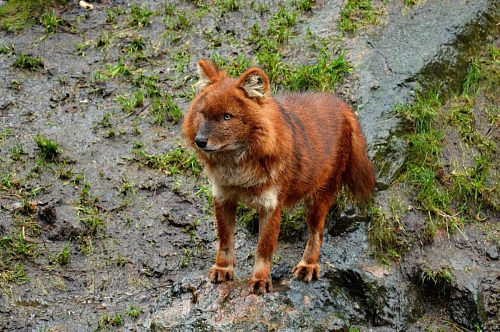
[95,32,113,50]
[292,0,315,11]
[0,232,38,259]
[164,3,175,16]
[125,36,146,54]
[127,305,143,319]
[10,143,25,160]
[339,0,381,33]
[75,40,92,57]
[0,0,68,31]
[180,248,193,268]
[13,54,43,72]
[103,61,135,79]
[98,112,112,128]
[245,6,351,92]
[368,206,399,254]
[106,7,123,23]
[115,253,125,267]
[77,183,105,236]
[151,95,183,125]
[119,177,136,197]
[164,9,193,31]
[135,147,202,176]
[280,205,307,239]
[375,43,500,253]
[248,4,299,54]
[58,162,73,180]
[171,49,191,73]
[1,173,15,190]
[40,10,63,33]
[77,203,105,235]
[34,135,60,161]
[215,0,241,14]
[236,203,307,239]
[420,265,454,287]
[132,74,160,97]
[285,52,351,91]
[93,313,124,332]
[0,42,15,55]
[57,242,70,266]
[115,90,144,113]
[129,5,153,28]
[0,264,29,285]
[215,37,349,92]
[403,0,419,7]
[211,54,251,77]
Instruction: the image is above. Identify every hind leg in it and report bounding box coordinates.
[293,190,336,282]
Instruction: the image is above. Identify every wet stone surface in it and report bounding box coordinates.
[0,0,499,331]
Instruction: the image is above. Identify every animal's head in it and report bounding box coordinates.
[183,60,277,159]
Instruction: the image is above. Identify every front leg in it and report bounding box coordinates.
[248,204,282,295]
[209,199,237,283]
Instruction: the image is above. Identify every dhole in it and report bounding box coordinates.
[183,60,375,294]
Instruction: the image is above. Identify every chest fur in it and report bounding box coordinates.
[205,162,279,211]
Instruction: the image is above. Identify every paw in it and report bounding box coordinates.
[292,262,320,282]
[247,277,272,295]
[208,265,234,283]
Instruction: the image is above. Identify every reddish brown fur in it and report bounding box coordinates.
[183,60,375,294]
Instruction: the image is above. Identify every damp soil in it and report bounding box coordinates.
[0,1,499,331]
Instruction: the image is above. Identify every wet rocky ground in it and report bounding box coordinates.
[0,0,499,331]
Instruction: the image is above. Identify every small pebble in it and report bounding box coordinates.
[486,245,499,260]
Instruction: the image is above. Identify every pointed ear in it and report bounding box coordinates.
[236,68,270,100]
[194,60,220,92]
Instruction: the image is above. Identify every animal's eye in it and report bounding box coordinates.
[222,113,233,121]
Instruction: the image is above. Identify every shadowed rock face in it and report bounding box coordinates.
[1,0,499,331]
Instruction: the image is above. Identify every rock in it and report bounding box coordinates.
[271,263,292,282]
[348,0,500,185]
[327,202,366,237]
[481,273,500,331]
[402,240,494,331]
[43,205,86,241]
[450,282,484,330]
[141,257,168,278]
[486,245,499,260]
[324,267,415,329]
[39,204,57,224]
[163,211,191,227]
[147,266,417,331]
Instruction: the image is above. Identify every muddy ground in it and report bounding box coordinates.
[0,0,499,331]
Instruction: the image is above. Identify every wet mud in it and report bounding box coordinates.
[0,0,499,331]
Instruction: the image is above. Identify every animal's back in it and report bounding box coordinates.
[274,92,358,204]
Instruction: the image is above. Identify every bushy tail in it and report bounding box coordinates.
[342,112,376,202]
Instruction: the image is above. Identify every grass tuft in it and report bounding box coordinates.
[135,147,202,176]
[339,0,381,33]
[0,42,15,55]
[34,134,60,161]
[0,0,68,31]
[127,305,143,319]
[368,206,399,253]
[40,10,63,33]
[129,5,153,28]
[13,54,43,72]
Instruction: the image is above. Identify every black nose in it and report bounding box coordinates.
[194,137,208,149]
